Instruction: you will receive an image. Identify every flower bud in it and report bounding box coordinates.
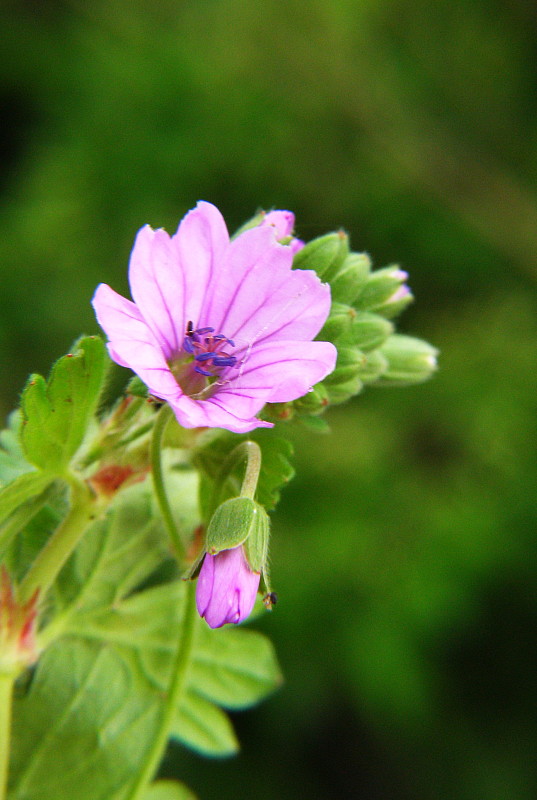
[318,302,356,343]
[196,546,260,629]
[329,252,371,303]
[292,383,330,416]
[377,334,439,385]
[356,349,388,384]
[293,231,349,281]
[195,497,271,628]
[348,312,393,352]
[323,347,365,404]
[353,266,413,318]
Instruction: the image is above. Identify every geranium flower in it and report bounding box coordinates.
[92,202,336,433]
[196,546,260,628]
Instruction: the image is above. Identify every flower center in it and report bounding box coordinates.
[170,321,239,397]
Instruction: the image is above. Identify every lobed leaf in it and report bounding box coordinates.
[21,336,108,474]
[171,690,239,757]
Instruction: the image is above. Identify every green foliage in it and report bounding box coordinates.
[145,782,197,800]
[7,476,281,798]
[194,429,295,519]
[20,336,108,474]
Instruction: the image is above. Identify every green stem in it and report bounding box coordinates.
[210,441,262,516]
[150,405,185,561]
[18,477,97,605]
[0,673,15,800]
[125,581,198,800]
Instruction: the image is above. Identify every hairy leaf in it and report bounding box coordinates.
[21,336,108,473]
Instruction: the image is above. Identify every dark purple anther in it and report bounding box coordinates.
[195,365,214,377]
[213,356,237,367]
[183,337,195,354]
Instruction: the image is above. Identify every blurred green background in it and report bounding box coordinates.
[2,0,537,797]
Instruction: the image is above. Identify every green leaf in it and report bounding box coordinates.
[54,480,171,615]
[194,428,295,518]
[0,411,33,486]
[190,625,282,710]
[0,472,54,526]
[9,638,164,800]
[21,336,108,473]
[145,781,197,800]
[171,690,239,757]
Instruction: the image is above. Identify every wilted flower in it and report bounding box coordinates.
[196,545,260,628]
[92,202,336,433]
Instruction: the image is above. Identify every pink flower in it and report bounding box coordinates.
[196,546,260,628]
[92,202,335,433]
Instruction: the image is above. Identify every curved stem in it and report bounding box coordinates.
[0,673,15,800]
[18,476,97,606]
[150,405,186,562]
[125,580,198,800]
[210,440,262,518]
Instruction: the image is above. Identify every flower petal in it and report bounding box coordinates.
[200,225,292,333]
[262,210,295,238]
[224,265,332,347]
[225,339,338,403]
[128,225,184,359]
[173,201,230,329]
[169,391,272,433]
[196,547,260,628]
[92,283,180,400]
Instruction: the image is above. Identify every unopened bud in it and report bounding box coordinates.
[378,335,439,385]
[353,266,412,317]
[293,231,349,280]
[349,312,394,352]
[330,252,372,303]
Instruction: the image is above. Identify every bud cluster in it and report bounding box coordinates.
[266,230,437,422]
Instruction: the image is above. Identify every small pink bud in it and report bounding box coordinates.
[196,546,260,628]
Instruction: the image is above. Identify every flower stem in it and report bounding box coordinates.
[150,404,186,562]
[18,476,97,606]
[238,440,262,500]
[124,580,197,800]
[0,673,15,800]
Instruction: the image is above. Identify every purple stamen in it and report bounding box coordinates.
[195,352,218,362]
[212,356,237,367]
[196,327,215,335]
[183,337,195,354]
[195,365,214,377]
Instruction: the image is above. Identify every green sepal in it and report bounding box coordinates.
[353,266,409,315]
[20,335,108,474]
[377,334,439,385]
[348,311,394,352]
[205,497,259,554]
[318,302,356,343]
[329,252,372,303]
[293,231,349,281]
[324,346,363,385]
[326,375,364,405]
[356,349,389,384]
[242,503,270,573]
[126,374,149,398]
[292,382,330,416]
